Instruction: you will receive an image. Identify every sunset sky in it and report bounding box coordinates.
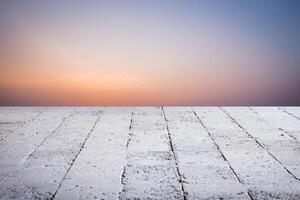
[0,0,300,105]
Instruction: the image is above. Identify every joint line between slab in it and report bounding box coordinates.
[0,108,47,142]
[192,107,254,200]
[278,107,300,121]
[50,111,103,200]
[248,107,299,142]
[192,107,243,184]
[20,111,76,165]
[119,111,134,198]
[221,107,300,181]
[161,107,187,200]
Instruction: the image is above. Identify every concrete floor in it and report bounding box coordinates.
[0,107,300,199]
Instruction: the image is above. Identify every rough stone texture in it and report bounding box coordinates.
[0,107,299,200]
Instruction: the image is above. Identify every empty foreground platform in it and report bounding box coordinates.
[0,107,300,200]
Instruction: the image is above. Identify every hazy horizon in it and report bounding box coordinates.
[1,0,300,106]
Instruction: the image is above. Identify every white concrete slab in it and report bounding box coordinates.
[251,107,300,142]
[223,107,300,179]
[55,107,132,200]
[164,107,249,199]
[0,107,45,141]
[0,108,102,199]
[0,107,299,200]
[193,107,300,199]
[119,107,184,200]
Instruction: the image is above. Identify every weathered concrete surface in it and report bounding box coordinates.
[0,107,299,200]
[0,107,44,141]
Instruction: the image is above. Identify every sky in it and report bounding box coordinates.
[0,0,300,106]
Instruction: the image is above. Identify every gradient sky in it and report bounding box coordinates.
[0,0,300,105]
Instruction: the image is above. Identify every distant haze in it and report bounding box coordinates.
[0,0,300,105]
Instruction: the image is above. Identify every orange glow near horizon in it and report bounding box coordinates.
[0,65,288,105]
